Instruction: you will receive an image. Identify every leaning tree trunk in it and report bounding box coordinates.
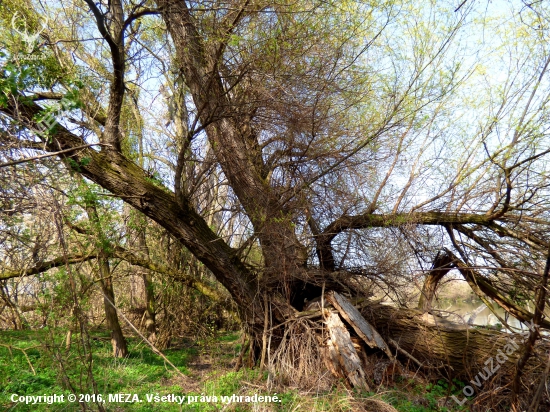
[417,252,453,311]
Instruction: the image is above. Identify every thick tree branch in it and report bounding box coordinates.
[0,246,221,302]
[0,143,108,168]
[318,211,549,270]
[417,252,454,311]
[122,8,162,32]
[1,254,98,280]
[112,247,222,301]
[0,94,262,324]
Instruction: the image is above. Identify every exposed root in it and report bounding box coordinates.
[268,318,334,390]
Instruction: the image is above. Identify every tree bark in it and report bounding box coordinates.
[417,252,454,311]
[327,291,394,360]
[360,303,543,380]
[98,253,128,358]
[325,311,370,390]
[84,198,128,358]
[135,224,157,343]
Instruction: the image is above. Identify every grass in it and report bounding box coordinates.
[0,329,470,411]
[374,379,469,412]
[0,328,198,411]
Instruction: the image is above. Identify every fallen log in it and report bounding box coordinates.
[272,294,549,409]
[360,303,548,380]
[275,294,548,410]
[293,296,548,378]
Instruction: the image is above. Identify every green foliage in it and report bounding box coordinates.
[375,378,468,412]
[507,282,530,307]
[277,389,300,410]
[0,330,197,411]
[216,333,240,343]
[64,180,123,254]
[4,331,473,412]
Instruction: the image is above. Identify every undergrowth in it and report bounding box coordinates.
[1,329,469,411]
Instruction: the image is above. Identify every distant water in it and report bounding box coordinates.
[433,299,525,331]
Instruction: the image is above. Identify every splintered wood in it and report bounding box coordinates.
[328,291,395,361]
[325,311,370,390]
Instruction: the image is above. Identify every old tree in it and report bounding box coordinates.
[2,0,550,408]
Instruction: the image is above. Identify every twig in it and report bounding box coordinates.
[529,350,550,412]
[0,343,39,375]
[454,0,468,12]
[260,293,268,370]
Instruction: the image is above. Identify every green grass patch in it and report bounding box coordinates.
[0,329,200,411]
[1,330,472,411]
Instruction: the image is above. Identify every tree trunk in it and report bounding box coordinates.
[141,272,156,343]
[134,220,157,343]
[361,303,539,379]
[83,199,128,358]
[98,254,128,358]
[417,252,454,311]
